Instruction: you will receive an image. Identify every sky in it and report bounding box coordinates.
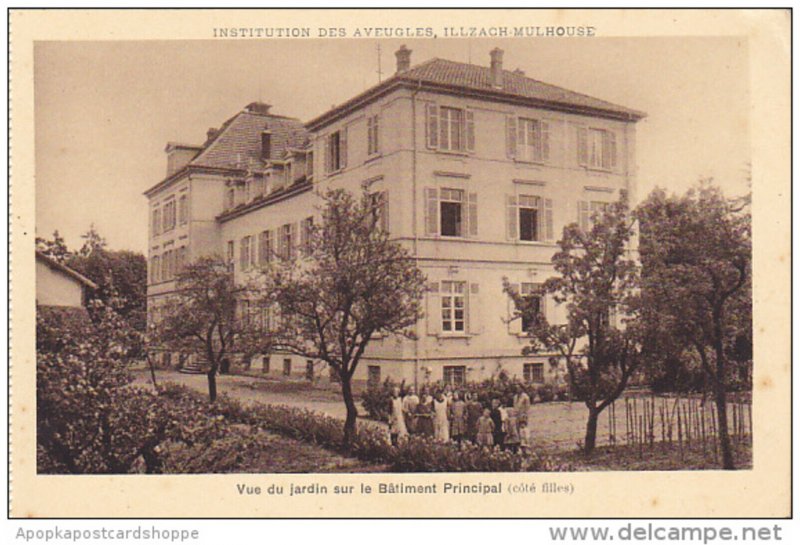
[34,36,750,254]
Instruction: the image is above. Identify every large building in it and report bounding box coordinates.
[145,46,645,386]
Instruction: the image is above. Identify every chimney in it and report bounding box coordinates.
[513,68,526,77]
[205,127,218,144]
[395,45,412,74]
[246,101,272,115]
[261,130,272,161]
[490,47,504,88]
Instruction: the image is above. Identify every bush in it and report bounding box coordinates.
[360,377,409,422]
[536,384,556,403]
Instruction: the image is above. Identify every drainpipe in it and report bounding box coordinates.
[411,79,422,390]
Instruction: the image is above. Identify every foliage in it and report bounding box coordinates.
[150,256,271,402]
[258,186,426,445]
[36,229,70,263]
[635,181,751,469]
[360,377,410,422]
[506,191,643,454]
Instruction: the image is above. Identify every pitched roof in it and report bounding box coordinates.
[190,110,308,170]
[36,250,98,290]
[308,57,645,129]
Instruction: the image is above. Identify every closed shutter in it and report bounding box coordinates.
[300,221,308,254]
[578,200,589,231]
[468,283,482,335]
[324,135,332,173]
[544,198,554,241]
[577,127,588,166]
[607,131,617,169]
[541,121,550,161]
[251,236,257,267]
[426,282,440,336]
[507,283,522,334]
[426,104,439,149]
[467,192,478,237]
[506,195,518,240]
[340,127,348,169]
[424,188,439,236]
[506,115,517,158]
[290,223,298,259]
[465,110,475,152]
[239,239,248,270]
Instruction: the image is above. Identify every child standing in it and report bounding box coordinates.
[476,408,495,447]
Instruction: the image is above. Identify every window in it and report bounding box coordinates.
[163,199,176,232]
[278,223,295,260]
[160,250,169,280]
[520,283,543,332]
[258,230,274,265]
[524,363,545,383]
[178,195,188,225]
[519,195,540,242]
[440,188,464,237]
[368,192,389,232]
[240,236,254,270]
[239,299,251,325]
[225,186,236,210]
[306,151,314,179]
[152,207,161,236]
[300,217,314,255]
[174,246,187,274]
[284,161,293,187]
[283,358,292,376]
[245,179,253,202]
[426,104,475,153]
[444,365,466,386]
[441,281,466,333]
[578,127,617,170]
[578,201,609,231]
[325,129,347,173]
[425,188,477,238]
[226,240,235,266]
[519,118,550,162]
[367,115,380,156]
[262,356,270,373]
[367,365,381,387]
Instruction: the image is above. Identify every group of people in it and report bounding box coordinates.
[388,385,532,452]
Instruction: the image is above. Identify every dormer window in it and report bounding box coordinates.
[285,161,293,187]
[225,186,235,210]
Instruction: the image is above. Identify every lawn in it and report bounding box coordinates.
[557,441,753,471]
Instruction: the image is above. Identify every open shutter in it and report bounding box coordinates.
[506,195,518,240]
[608,131,617,169]
[380,190,390,232]
[426,104,439,149]
[425,188,439,236]
[577,127,588,166]
[340,127,348,169]
[541,121,550,161]
[578,201,589,231]
[507,283,522,334]
[468,283,483,335]
[251,236,257,266]
[544,198,554,242]
[467,192,478,237]
[506,115,517,158]
[465,110,475,152]
[324,135,332,173]
[426,282,440,336]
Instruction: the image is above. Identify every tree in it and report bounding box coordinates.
[262,187,426,446]
[151,256,267,402]
[636,182,751,469]
[36,230,70,263]
[506,192,642,454]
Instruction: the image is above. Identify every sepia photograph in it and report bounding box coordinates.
[10,8,790,518]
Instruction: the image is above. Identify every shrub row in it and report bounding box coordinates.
[160,383,568,473]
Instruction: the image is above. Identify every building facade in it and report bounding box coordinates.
[36,251,98,309]
[145,46,645,386]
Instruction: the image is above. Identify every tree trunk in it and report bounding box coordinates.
[714,381,735,469]
[207,363,218,403]
[584,407,600,455]
[340,372,358,448]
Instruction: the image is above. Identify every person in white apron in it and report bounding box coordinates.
[389,387,408,446]
[433,392,450,443]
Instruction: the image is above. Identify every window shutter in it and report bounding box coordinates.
[578,200,589,231]
[251,236,257,267]
[465,110,475,152]
[424,188,439,236]
[340,127,348,169]
[541,121,550,161]
[506,195,518,240]
[544,198,554,242]
[380,191,390,232]
[426,104,439,149]
[300,222,308,254]
[324,135,332,173]
[506,115,517,158]
[467,192,478,237]
[468,283,482,335]
[426,282,440,335]
[507,283,522,334]
[577,127,588,166]
[291,223,298,259]
[608,131,617,169]
[239,239,247,270]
